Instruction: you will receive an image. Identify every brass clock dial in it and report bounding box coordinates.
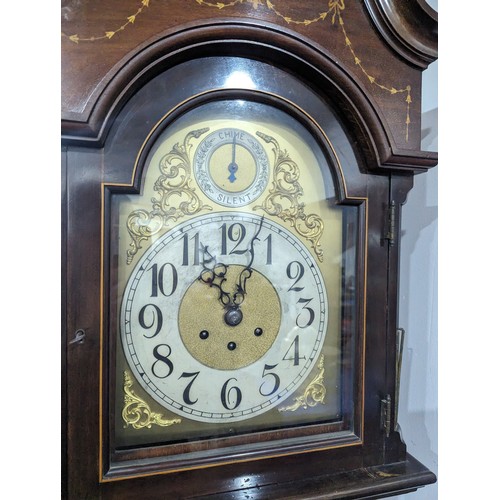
[113,98,348,450]
[121,212,327,423]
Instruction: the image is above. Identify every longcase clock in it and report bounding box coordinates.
[62,1,438,498]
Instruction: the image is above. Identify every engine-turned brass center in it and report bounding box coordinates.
[178,265,281,370]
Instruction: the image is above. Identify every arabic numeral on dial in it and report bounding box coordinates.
[220,223,247,255]
[182,232,201,266]
[282,335,305,366]
[149,263,178,297]
[286,261,305,292]
[296,297,315,328]
[179,371,200,405]
[259,364,280,396]
[151,344,174,378]
[138,304,163,338]
[264,234,272,265]
[285,261,316,327]
[221,378,242,410]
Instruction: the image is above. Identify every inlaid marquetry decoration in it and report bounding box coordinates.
[126,128,212,264]
[61,0,413,141]
[278,355,326,412]
[122,371,182,429]
[61,0,151,43]
[254,131,324,262]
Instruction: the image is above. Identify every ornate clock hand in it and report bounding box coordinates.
[199,245,232,308]
[227,134,238,183]
[199,243,245,326]
[198,217,265,325]
[233,216,265,306]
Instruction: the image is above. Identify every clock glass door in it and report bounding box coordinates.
[106,96,361,474]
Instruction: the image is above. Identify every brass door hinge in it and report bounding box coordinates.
[381,394,392,438]
[385,200,396,246]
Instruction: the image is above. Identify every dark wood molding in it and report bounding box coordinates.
[61,19,437,174]
[191,454,435,499]
[379,148,438,173]
[60,18,372,143]
[364,0,438,69]
[62,4,438,497]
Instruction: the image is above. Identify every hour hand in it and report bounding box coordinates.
[198,245,231,307]
[198,244,245,327]
[228,162,238,183]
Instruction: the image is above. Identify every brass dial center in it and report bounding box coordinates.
[178,265,281,370]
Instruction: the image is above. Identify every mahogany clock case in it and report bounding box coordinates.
[62,2,438,498]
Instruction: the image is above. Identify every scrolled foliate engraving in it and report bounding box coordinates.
[126,128,212,264]
[253,131,324,262]
[278,355,326,412]
[122,371,181,429]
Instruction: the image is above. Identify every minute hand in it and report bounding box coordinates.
[233,216,265,305]
[227,135,238,183]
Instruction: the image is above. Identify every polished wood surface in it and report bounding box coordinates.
[61,0,437,152]
[62,1,438,498]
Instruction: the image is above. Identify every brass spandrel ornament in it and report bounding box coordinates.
[122,371,182,430]
[254,131,324,262]
[279,354,326,412]
[126,128,212,264]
